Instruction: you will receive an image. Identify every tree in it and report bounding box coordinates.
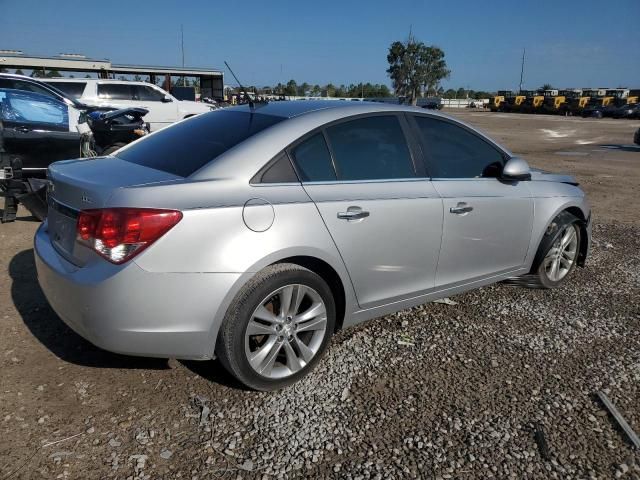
[46,69,62,78]
[284,79,297,96]
[297,82,310,96]
[323,83,336,97]
[14,69,24,75]
[387,36,450,105]
[540,83,554,90]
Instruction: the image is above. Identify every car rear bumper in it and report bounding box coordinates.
[34,222,240,360]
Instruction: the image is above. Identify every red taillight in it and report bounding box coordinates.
[76,208,182,264]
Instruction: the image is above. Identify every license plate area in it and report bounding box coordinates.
[48,197,79,257]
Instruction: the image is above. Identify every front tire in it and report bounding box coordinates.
[523,212,582,289]
[216,263,336,391]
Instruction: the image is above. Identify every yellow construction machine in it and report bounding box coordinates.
[488,90,513,112]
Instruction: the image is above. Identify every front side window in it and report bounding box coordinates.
[0,89,69,130]
[290,133,336,182]
[135,85,165,101]
[0,79,58,100]
[413,116,505,178]
[116,110,285,177]
[325,115,415,181]
[98,83,134,100]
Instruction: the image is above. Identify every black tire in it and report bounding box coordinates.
[517,212,582,289]
[101,143,126,156]
[216,263,336,391]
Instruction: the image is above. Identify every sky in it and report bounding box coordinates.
[1,0,639,91]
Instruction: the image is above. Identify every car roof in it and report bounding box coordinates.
[192,101,513,180]
[231,100,431,119]
[45,78,161,87]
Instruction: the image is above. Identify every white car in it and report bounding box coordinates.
[45,79,213,131]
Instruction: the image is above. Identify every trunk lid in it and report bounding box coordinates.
[46,156,181,266]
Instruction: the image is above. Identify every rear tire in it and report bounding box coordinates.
[101,143,126,156]
[517,212,582,289]
[216,263,336,391]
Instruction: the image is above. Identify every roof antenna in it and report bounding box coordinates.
[224,61,254,108]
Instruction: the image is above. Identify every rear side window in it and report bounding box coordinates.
[116,110,285,177]
[252,152,299,184]
[413,116,505,178]
[325,116,415,181]
[291,133,336,182]
[98,83,134,100]
[47,81,86,99]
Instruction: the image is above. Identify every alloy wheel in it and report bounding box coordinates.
[244,284,328,379]
[542,223,579,282]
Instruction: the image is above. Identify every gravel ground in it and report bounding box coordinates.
[1,112,639,479]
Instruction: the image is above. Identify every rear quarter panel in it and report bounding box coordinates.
[125,182,358,341]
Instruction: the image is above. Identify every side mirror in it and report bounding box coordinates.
[161,94,173,103]
[502,157,531,181]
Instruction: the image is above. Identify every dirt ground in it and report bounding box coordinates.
[0,111,639,479]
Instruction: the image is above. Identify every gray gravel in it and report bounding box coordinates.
[1,222,639,479]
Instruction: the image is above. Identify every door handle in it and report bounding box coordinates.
[15,126,31,133]
[450,202,473,215]
[337,207,370,221]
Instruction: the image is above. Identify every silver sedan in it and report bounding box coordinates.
[35,101,591,390]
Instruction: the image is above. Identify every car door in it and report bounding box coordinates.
[0,89,80,175]
[409,114,533,287]
[132,84,178,130]
[289,114,443,309]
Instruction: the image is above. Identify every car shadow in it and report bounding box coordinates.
[599,144,640,153]
[9,248,169,370]
[180,360,249,391]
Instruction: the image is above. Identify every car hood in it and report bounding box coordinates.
[177,100,213,113]
[530,168,579,186]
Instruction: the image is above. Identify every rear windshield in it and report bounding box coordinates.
[115,110,285,177]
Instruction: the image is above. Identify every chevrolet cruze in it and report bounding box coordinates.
[35,101,591,390]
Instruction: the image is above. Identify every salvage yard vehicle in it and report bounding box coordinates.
[502,91,530,113]
[555,89,583,115]
[487,91,513,112]
[45,78,215,131]
[35,101,592,390]
[0,87,148,222]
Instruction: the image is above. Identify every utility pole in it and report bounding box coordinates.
[181,24,186,86]
[519,48,525,93]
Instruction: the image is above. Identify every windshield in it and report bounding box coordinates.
[115,110,285,177]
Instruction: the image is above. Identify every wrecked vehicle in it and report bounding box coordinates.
[0,87,148,222]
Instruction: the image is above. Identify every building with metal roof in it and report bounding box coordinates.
[0,50,224,100]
